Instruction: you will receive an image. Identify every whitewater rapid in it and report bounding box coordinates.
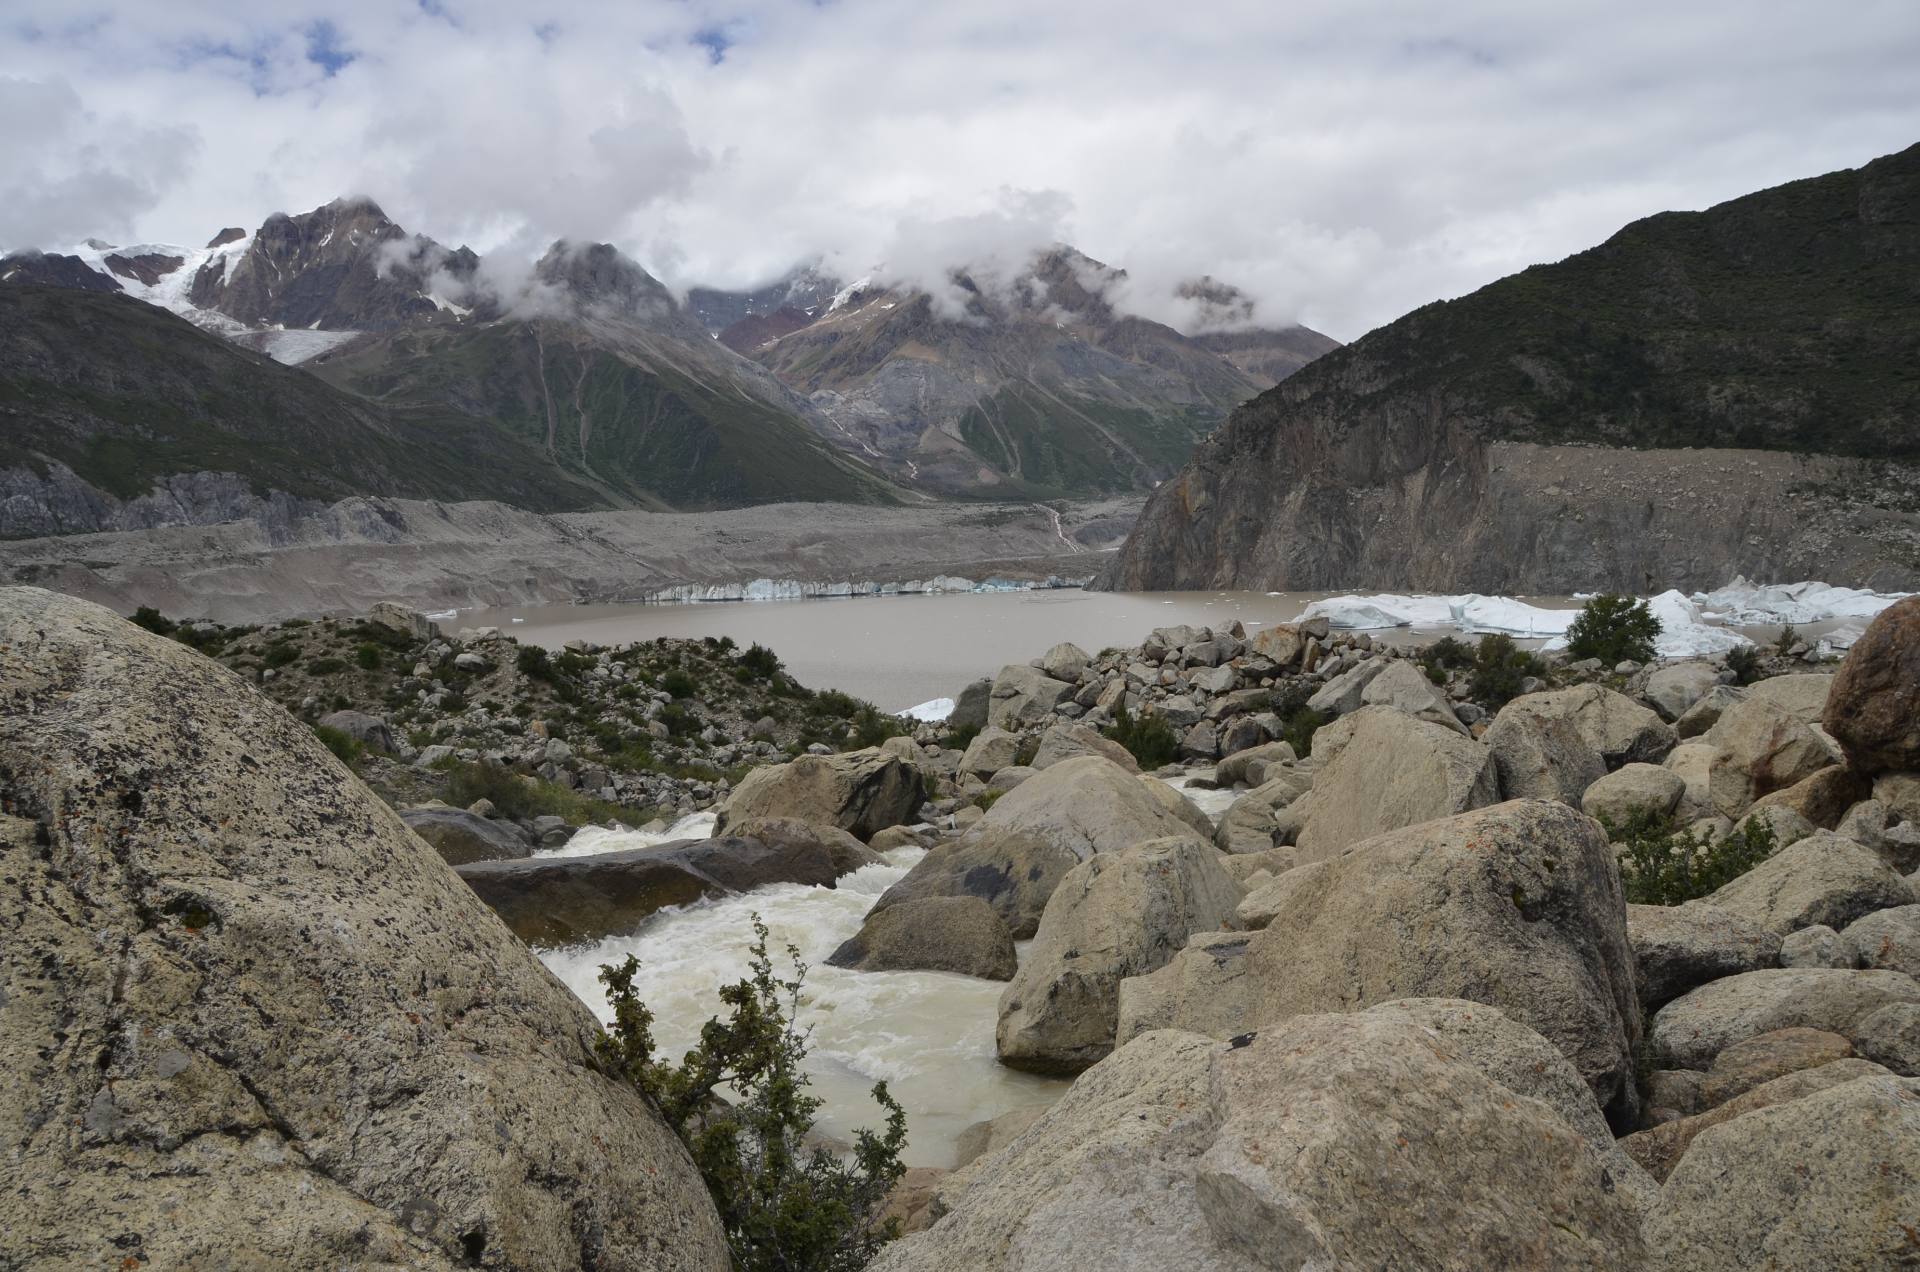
[536,842,1066,1167]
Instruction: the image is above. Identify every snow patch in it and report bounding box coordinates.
[901,696,954,722]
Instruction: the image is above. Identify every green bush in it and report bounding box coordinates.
[662,669,699,699]
[1467,634,1546,710]
[306,657,346,676]
[1103,706,1180,768]
[1420,636,1475,683]
[849,706,908,749]
[1725,644,1763,685]
[1775,624,1801,656]
[354,642,382,670]
[131,605,176,636]
[1271,684,1333,758]
[441,759,637,825]
[516,644,554,681]
[1563,595,1661,666]
[312,724,364,768]
[1604,808,1780,905]
[262,642,300,669]
[597,918,907,1272]
[737,642,784,681]
[941,721,982,752]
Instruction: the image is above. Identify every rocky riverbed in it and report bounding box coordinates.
[5,582,1920,1269]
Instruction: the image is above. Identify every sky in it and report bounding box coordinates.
[3,1,1917,341]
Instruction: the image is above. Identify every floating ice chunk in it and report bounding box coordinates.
[1448,595,1579,638]
[902,696,954,722]
[1298,594,1458,629]
[1691,577,1911,625]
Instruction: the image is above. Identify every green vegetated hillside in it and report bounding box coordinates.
[0,286,603,511]
[1326,141,1920,457]
[312,320,901,509]
[955,383,1218,495]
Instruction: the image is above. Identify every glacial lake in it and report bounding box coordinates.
[456,587,1823,714]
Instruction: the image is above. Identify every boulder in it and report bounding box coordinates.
[1627,901,1781,1011]
[827,896,1017,980]
[873,1012,1648,1272]
[987,665,1074,729]
[717,747,925,840]
[1036,641,1091,682]
[1850,1000,1920,1075]
[1703,829,1913,936]
[318,707,399,755]
[1644,1073,1920,1270]
[1706,697,1833,816]
[1177,720,1219,760]
[864,830,1080,940]
[1234,801,1642,1124]
[368,600,438,640]
[947,755,1204,864]
[1293,708,1499,860]
[1304,656,1388,715]
[0,588,726,1270]
[1661,740,1715,815]
[459,831,880,946]
[950,1107,1046,1171]
[1729,801,1815,850]
[1484,706,1606,805]
[1497,683,1676,767]
[1743,671,1834,722]
[1356,658,1469,734]
[1115,930,1255,1045]
[1138,778,1215,840]
[400,805,534,865]
[1580,762,1685,823]
[1674,683,1746,739]
[1747,763,1869,829]
[1645,661,1721,722]
[1877,770,1920,823]
[1824,597,1920,773]
[1779,923,1850,968]
[1212,740,1295,787]
[1030,722,1137,773]
[1649,967,1920,1069]
[1842,903,1920,977]
[950,677,993,732]
[983,764,1037,794]
[1248,621,1315,666]
[1698,1026,1857,1109]
[958,726,1021,779]
[1623,1058,1892,1183]
[996,838,1240,1074]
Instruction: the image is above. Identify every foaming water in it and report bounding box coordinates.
[1162,774,1239,823]
[538,812,719,858]
[537,847,1067,1166]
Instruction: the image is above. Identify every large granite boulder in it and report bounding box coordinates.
[874,1010,1648,1272]
[1029,721,1138,773]
[1356,658,1469,734]
[1674,683,1746,739]
[863,830,1080,940]
[459,831,880,946]
[1496,683,1676,768]
[1649,967,1920,1069]
[949,677,993,732]
[1702,829,1913,937]
[1743,671,1834,722]
[1233,800,1642,1125]
[1644,1073,1920,1271]
[1706,697,1836,816]
[1304,656,1388,715]
[996,837,1240,1074]
[1824,596,1920,773]
[987,664,1074,729]
[318,707,400,756]
[947,755,1202,863]
[1293,708,1499,860]
[1484,706,1607,805]
[0,588,726,1270]
[827,896,1017,980]
[1746,762,1869,829]
[1627,901,1781,1011]
[1212,768,1314,854]
[716,746,924,840]
[1036,642,1092,681]
[401,805,534,865]
[1843,903,1920,977]
[1213,740,1295,787]
[1645,661,1722,722]
[958,726,1021,779]
[1623,1058,1892,1183]
[1580,762,1685,823]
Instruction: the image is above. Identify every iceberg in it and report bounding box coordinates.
[1692,577,1911,625]
[1300,593,1577,636]
[901,696,955,722]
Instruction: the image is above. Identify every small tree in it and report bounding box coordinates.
[1467,634,1546,710]
[597,918,908,1272]
[131,605,176,636]
[1103,705,1180,768]
[1563,595,1661,665]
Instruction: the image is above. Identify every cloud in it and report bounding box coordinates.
[2,1,1918,339]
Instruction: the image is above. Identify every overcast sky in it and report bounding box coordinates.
[4,1,1917,340]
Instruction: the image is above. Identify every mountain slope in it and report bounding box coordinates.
[0,286,607,536]
[1100,143,1920,594]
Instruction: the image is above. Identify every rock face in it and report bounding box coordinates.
[459,832,880,946]
[875,1009,1648,1272]
[716,747,924,840]
[1292,708,1499,859]
[1092,146,1920,598]
[1702,829,1913,936]
[0,588,727,1270]
[401,805,534,865]
[827,896,1017,980]
[1644,1074,1920,1271]
[1824,595,1920,773]
[996,838,1240,1074]
[1233,801,1642,1124]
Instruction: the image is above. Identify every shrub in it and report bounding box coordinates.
[516,644,554,681]
[597,918,907,1272]
[1271,683,1333,758]
[662,669,698,699]
[1563,595,1661,666]
[441,759,638,825]
[1103,706,1180,768]
[1421,636,1475,681]
[737,642,784,681]
[354,643,382,670]
[813,688,862,718]
[1467,634,1546,710]
[1724,643,1763,685]
[1775,624,1801,656]
[307,657,346,676]
[849,706,908,749]
[262,642,300,669]
[1604,808,1780,906]
[131,605,176,636]
[312,724,363,768]
[941,721,982,752]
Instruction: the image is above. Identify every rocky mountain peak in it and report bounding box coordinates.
[533,240,679,321]
[205,227,246,249]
